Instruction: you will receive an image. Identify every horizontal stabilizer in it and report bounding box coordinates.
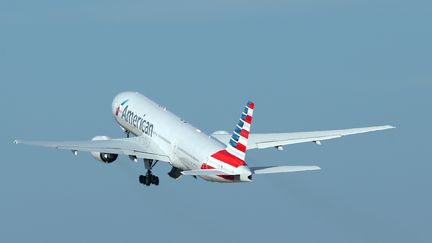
[181,169,232,176]
[251,165,321,175]
[212,125,395,150]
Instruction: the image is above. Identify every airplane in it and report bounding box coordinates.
[14,91,394,186]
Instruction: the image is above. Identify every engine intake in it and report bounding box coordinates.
[90,136,118,164]
[98,153,118,163]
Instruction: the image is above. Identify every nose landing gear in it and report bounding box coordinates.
[139,159,160,186]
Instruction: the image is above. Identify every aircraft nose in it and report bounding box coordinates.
[112,92,132,116]
[112,97,120,116]
[113,93,125,106]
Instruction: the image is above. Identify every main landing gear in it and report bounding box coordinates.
[123,130,159,186]
[139,159,159,186]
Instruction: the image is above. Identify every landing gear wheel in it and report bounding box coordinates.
[139,159,160,187]
[145,176,151,186]
[152,176,159,186]
[139,175,145,184]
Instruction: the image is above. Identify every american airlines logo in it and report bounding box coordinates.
[117,99,154,137]
[115,99,129,116]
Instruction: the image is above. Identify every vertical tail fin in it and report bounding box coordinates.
[206,101,254,171]
[225,101,255,161]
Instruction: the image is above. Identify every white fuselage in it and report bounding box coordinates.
[112,92,250,183]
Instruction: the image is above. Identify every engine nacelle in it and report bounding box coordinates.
[90,136,118,163]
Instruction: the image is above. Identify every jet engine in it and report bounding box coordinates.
[90,136,118,163]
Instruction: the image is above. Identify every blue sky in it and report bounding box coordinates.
[1,1,431,242]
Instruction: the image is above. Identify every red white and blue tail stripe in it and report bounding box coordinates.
[201,101,254,179]
[225,101,254,161]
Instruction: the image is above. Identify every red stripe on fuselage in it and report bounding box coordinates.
[211,150,246,168]
[200,163,235,181]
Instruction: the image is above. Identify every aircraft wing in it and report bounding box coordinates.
[14,136,170,162]
[212,125,395,150]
